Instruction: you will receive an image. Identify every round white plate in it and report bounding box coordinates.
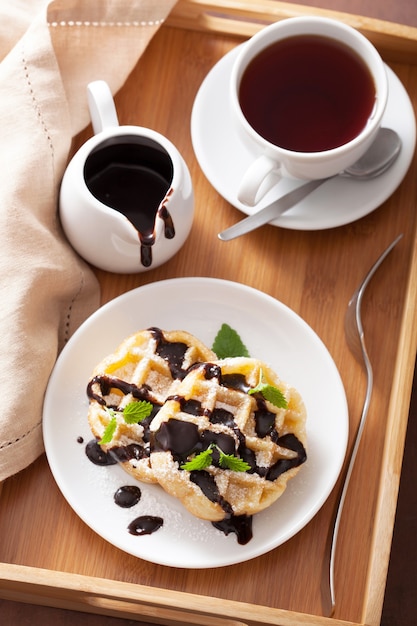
[191,45,416,230]
[43,278,348,568]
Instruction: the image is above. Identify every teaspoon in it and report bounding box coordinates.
[218,128,402,241]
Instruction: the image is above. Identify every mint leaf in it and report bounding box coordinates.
[99,416,117,445]
[123,400,153,424]
[181,447,213,471]
[98,402,153,446]
[212,323,250,359]
[218,451,251,472]
[181,444,250,473]
[249,369,288,409]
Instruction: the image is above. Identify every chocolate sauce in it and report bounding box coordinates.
[85,332,307,546]
[87,374,155,405]
[159,203,175,238]
[84,136,175,268]
[151,398,306,483]
[85,439,118,466]
[153,418,201,459]
[209,407,235,427]
[237,444,257,473]
[110,442,149,463]
[190,471,233,517]
[267,433,307,481]
[114,485,142,508]
[212,514,253,545]
[201,363,222,380]
[200,430,236,458]
[128,515,163,536]
[149,327,191,379]
[254,398,277,438]
[180,398,205,416]
[220,373,250,393]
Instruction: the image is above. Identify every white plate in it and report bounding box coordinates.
[43,278,348,568]
[191,45,416,230]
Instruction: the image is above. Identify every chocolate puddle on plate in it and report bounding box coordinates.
[80,436,253,544]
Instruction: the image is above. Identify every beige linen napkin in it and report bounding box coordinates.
[0,0,178,481]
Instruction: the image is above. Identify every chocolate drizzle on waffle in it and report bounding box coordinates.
[87,374,156,406]
[149,326,192,379]
[86,329,307,545]
[148,356,307,543]
[86,328,217,478]
[150,362,306,542]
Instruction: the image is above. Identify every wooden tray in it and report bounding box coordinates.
[1,2,417,625]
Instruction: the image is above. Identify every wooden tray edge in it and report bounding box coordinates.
[0,562,360,626]
[166,0,417,64]
[362,236,417,626]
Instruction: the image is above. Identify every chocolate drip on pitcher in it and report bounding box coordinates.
[138,199,176,268]
[84,136,175,269]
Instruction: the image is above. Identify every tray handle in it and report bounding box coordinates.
[166,0,417,63]
[85,594,248,625]
[0,562,358,624]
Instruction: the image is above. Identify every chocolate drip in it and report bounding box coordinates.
[238,444,258,474]
[149,327,192,379]
[85,439,118,466]
[201,362,222,380]
[200,430,236,459]
[85,336,307,545]
[254,397,277,438]
[221,373,250,393]
[86,374,155,405]
[114,485,141,508]
[179,397,205,416]
[190,471,233,517]
[209,407,235,427]
[159,204,175,238]
[212,514,253,545]
[110,442,149,462]
[128,515,163,536]
[153,418,201,459]
[267,433,307,481]
[140,243,153,268]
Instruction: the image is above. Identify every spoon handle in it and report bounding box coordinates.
[218,178,327,241]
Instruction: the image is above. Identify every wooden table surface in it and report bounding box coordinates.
[2,1,417,624]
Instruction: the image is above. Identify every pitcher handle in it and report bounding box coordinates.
[87,80,119,134]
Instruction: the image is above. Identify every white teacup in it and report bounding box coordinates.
[231,17,388,206]
[59,80,193,273]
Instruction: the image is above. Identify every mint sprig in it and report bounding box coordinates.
[249,369,288,409]
[212,323,250,359]
[212,324,288,409]
[181,444,251,472]
[181,447,213,471]
[98,400,153,445]
[99,416,117,445]
[122,400,154,424]
[218,451,251,472]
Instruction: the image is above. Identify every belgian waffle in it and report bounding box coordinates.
[86,327,217,483]
[149,356,307,521]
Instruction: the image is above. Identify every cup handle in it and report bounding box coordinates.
[237,155,282,206]
[87,80,119,134]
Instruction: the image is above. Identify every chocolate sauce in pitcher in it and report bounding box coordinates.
[84,136,175,267]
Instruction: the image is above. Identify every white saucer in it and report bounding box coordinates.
[191,45,416,230]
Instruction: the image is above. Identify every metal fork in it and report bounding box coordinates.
[322,233,404,616]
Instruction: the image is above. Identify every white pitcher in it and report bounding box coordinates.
[59,80,194,273]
